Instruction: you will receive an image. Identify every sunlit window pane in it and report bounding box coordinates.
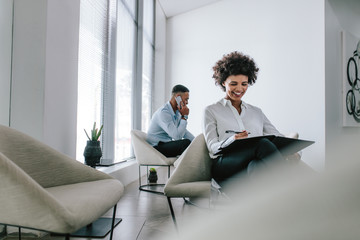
[114,2,136,160]
[77,0,107,161]
[122,0,136,19]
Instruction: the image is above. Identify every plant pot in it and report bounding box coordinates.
[83,140,102,167]
[148,171,158,184]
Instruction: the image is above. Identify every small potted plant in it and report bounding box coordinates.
[83,122,103,167]
[148,168,158,184]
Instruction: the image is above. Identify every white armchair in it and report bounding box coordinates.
[0,124,124,240]
[164,134,213,228]
[130,129,178,194]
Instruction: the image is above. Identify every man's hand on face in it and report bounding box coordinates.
[178,101,189,116]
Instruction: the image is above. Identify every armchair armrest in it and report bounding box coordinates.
[0,125,112,188]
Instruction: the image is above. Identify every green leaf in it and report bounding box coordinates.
[85,122,103,141]
[84,129,91,141]
[95,125,103,141]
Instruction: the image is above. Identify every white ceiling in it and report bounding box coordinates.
[158,0,222,18]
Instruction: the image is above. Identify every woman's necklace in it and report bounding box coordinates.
[228,97,242,114]
[234,101,242,115]
[237,106,242,115]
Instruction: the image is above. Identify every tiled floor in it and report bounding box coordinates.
[2,167,211,240]
[106,167,210,240]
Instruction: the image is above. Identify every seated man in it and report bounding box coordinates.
[147,84,194,157]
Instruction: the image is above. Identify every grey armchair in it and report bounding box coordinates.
[0,124,124,239]
[164,134,213,229]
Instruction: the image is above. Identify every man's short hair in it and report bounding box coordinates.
[172,84,189,94]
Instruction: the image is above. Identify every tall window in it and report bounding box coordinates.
[114,0,136,161]
[141,0,154,131]
[77,0,154,163]
[77,0,108,162]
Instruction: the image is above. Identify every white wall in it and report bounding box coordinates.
[325,0,360,169]
[11,0,47,140]
[0,0,13,126]
[11,0,79,157]
[165,0,325,170]
[43,0,80,157]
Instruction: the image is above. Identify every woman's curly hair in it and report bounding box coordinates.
[212,51,259,91]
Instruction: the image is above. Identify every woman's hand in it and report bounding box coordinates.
[234,131,249,140]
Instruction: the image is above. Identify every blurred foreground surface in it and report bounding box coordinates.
[164,155,360,240]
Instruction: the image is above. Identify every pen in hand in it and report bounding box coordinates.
[225,130,251,134]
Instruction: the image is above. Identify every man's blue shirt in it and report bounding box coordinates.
[146,101,194,146]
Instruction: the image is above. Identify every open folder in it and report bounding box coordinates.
[215,135,315,156]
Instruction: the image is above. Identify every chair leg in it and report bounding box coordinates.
[138,165,142,188]
[65,234,70,240]
[167,197,178,231]
[109,204,117,240]
[18,227,21,240]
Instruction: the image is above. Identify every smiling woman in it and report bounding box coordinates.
[203,51,287,186]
